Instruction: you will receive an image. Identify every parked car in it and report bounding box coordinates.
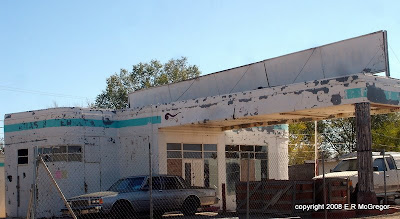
[313,152,400,202]
[63,174,219,218]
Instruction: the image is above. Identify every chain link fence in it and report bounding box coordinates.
[27,143,221,219]
[20,141,399,219]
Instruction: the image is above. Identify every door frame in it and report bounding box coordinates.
[182,159,204,187]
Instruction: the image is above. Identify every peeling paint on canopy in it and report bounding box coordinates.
[157,74,400,131]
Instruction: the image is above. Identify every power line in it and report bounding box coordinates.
[0,85,94,100]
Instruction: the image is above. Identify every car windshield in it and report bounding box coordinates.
[333,159,358,172]
[108,177,145,193]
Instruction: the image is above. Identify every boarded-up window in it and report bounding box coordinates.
[39,145,82,162]
[240,159,256,181]
[167,159,182,176]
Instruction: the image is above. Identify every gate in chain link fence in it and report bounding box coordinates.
[26,143,220,219]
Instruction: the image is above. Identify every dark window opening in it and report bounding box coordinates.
[18,149,28,156]
[167,143,181,150]
[204,162,210,188]
[185,163,192,186]
[183,144,202,151]
[17,149,28,165]
[18,157,28,165]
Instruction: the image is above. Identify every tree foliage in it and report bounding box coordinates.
[371,113,400,151]
[0,137,4,152]
[288,121,323,165]
[289,113,400,165]
[95,57,201,109]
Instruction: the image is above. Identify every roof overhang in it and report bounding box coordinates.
[157,74,400,131]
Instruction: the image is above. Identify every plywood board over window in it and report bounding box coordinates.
[240,160,255,181]
[167,159,182,176]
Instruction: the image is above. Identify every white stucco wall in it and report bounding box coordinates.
[3,108,160,218]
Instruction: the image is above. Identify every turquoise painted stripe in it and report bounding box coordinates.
[273,124,288,131]
[346,88,400,102]
[384,90,400,101]
[0,163,4,167]
[4,116,161,133]
[346,88,367,99]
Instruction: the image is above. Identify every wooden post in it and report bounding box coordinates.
[355,102,377,204]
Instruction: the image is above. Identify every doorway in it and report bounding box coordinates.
[182,159,204,187]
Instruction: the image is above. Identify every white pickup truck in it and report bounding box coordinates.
[314,152,400,203]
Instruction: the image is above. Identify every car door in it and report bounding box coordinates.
[139,177,164,213]
[384,156,399,193]
[162,176,185,210]
[373,158,388,194]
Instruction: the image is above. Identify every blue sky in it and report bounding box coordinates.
[1,0,400,138]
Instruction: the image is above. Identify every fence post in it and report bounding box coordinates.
[148,141,153,219]
[382,149,387,205]
[315,121,318,176]
[322,150,327,219]
[222,183,226,213]
[246,152,250,219]
[28,146,38,219]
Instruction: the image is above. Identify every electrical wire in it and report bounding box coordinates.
[0,85,94,100]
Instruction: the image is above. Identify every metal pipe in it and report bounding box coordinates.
[149,141,153,219]
[246,152,250,219]
[222,183,226,213]
[28,146,38,219]
[322,151,327,219]
[32,146,38,219]
[383,149,387,205]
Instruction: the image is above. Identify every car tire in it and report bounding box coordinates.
[181,197,200,216]
[110,200,137,219]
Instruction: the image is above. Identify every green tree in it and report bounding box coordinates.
[289,113,400,165]
[371,113,400,151]
[288,121,324,165]
[320,114,400,155]
[321,118,356,156]
[0,137,4,153]
[95,57,201,109]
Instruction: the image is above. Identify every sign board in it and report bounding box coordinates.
[129,31,389,108]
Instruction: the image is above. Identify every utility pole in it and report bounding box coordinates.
[355,102,377,204]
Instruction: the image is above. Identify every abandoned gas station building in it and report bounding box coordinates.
[4,31,400,218]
